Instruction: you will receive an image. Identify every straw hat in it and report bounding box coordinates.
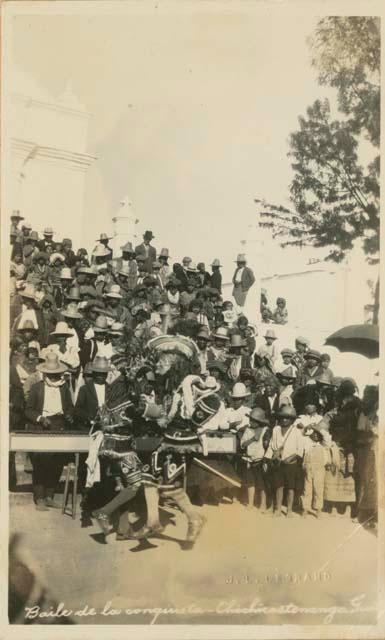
[229,334,246,349]
[11,210,24,221]
[50,321,74,337]
[37,351,67,374]
[230,382,250,399]
[121,241,134,253]
[23,221,32,230]
[212,327,230,341]
[187,262,198,272]
[60,267,73,280]
[96,232,113,242]
[93,244,110,258]
[91,356,110,373]
[118,264,131,278]
[281,348,294,357]
[43,227,54,236]
[109,323,124,336]
[105,284,122,299]
[304,349,322,362]
[17,320,37,332]
[61,303,82,319]
[276,366,297,383]
[20,284,36,300]
[49,252,65,265]
[264,328,277,340]
[93,315,109,333]
[235,253,247,263]
[196,327,211,341]
[250,407,269,425]
[66,287,81,302]
[296,336,310,347]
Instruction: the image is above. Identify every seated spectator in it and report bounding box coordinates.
[273,297,288,324]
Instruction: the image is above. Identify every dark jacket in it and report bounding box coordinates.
[232,266,255,292]
[79,338,99,369]
[210,270,222,294]
[254,393,280,426]
[172,264,189,291]
[134,243,156,273]
[9,365,26,431]
[25,380,74,430]
[74,381,101,427]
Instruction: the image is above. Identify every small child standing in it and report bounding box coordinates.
[302,427,329,518]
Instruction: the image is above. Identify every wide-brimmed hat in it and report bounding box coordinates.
[62,302,83,319]
[121,241,134,254]
[93,315,109,332]
[275,405,297,419]
[159,248,170,258]
[213,327,230,341]
[43,227,54,236]
[37,352,67,374]
[49,252,65,265]
[231,382,250,399]
[276,366,297,383]
[50,321,73,337]
[143,230,155,240]
[229,333,246,349]
[60,267,73,280]
[196,327,211,341]
[66,287,81,302]
[23,221,32,230]
[96,232,113,242]
[296,336,310,347]
[11,210,24,221]
[211,259,222,267]
[91,356,110,373]
[34,251,49,263]
[77,266,94,276]
[264,328,277,340]
[79,285,97,299]
[109,321,124,336]
[281,348,294,357]
[304,349,322,362]
[20,284,36,300]
[118,264,131,278]
[207,360,226,376]
[29,231,39,241]
[17,319,37,332]
[235,253,247,263]
[105,284,122,299]
[250,407,269,425]
[187,262,198,272]
[93,244,110,258]
[316,372,334,386]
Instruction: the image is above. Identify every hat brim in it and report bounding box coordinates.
[93,326,108,333]
[37,362,68,374]
[17,326,38,332]
[106,293,123,299]
[231,391,251,399]
[91,366,110,373]
[62,311,82,319]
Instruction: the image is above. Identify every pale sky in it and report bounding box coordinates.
[10,7,339,280]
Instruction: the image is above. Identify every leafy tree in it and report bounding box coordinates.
[256,17,380,321]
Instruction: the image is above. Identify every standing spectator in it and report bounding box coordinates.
[210,259,222,294]
[197,262,211,288]
[318,353,334,383]
[301,426,329,518]
[240,407,271,512]
[232,254,255,309]
[158,248,171,286]
[135,230,156,273]
[38,227,55,252]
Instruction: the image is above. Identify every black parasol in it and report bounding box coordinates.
[325,324,379,359]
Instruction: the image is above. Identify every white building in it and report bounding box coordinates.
[8,69,97,247]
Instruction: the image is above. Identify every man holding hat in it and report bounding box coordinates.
[232,254,255,308]
[135,230,156,273]
[210,259,222,294]
[25,352,74,510]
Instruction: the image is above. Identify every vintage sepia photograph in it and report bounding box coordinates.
[1,1,383,637]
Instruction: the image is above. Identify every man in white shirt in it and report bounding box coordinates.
[265,405,305,517]
[220,382,251,432]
